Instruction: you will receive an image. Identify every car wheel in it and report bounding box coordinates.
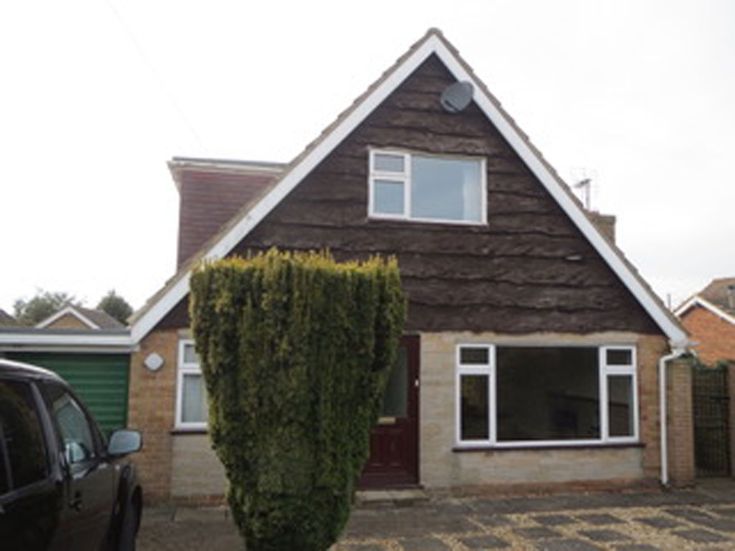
[117,499,138,551]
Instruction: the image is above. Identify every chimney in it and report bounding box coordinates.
[587,212,616,244]
[169,158,283,269]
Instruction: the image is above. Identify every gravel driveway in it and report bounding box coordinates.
[139,480,735,550]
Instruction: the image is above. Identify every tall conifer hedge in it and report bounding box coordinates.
[189,249,406,551]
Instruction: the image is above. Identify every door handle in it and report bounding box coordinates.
[70,492,83,512]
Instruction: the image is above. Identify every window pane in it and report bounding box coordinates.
[373,179,405,215]
[381,346,407,417]
[608,375,634,437]
[183,343,199,364]
[497,347,600,441]
[182,374,208,424]
[47,386,96,464]
[460,347,489,365]
[460,374,489,440]
[374,153,405,173]
[0,381,47,491]
[411,156,482,222]
[606,349,633,366]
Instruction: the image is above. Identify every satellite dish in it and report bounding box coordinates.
[440,81,474,113]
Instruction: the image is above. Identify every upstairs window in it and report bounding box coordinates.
[369,150,486,224]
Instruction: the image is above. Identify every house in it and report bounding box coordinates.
[126,29,690,503]
[0,305,131,434]
[0,309,18,327]
[675,278,735,365]
[35,304,125,331]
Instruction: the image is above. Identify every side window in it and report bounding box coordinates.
[0,380,48,494]
[44,384,96,465]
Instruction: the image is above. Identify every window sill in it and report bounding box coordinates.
[171,427,208,435]
[367,215,488,228]
[453,441,644,453]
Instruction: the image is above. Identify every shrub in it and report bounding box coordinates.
[189,249,406,551]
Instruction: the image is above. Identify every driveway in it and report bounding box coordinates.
[139,480,735,550]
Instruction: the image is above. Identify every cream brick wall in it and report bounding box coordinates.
[171,435,227,498]
[419,331,667,489]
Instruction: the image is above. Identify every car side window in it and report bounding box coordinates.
[0,380,48,494]
[44,384,96,465]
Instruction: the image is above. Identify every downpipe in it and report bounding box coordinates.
[659,341,689,487]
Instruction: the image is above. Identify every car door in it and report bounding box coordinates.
[0,378,60,550]
[42,382,116,551]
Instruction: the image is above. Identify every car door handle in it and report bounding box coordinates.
[70,492,83,512]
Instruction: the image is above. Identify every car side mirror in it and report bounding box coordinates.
[107,429,142,457]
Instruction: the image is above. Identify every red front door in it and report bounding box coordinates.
[360,335,420,488]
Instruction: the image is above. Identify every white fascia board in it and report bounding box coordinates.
[0,332,132,349]
[131,32,685,345]
[130,38,440,344]
[676,296,735,326]
[429,42,686,344]
[130,271,191,344]
[36,306,101,330]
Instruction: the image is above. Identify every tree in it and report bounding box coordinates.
[189,249,406,551]
[97,290,133,324]
[13,290,80,326]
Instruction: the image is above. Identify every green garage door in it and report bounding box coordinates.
[7,352,130,435]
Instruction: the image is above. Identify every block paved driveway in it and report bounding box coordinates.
[139,480,735,550]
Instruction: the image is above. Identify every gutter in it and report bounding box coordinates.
[659,340,689,486]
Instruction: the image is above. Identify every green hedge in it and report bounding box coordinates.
[190,249,406,551]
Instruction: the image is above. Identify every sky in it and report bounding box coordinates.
[0,0,732,316]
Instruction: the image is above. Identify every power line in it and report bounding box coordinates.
[103,0,205,149]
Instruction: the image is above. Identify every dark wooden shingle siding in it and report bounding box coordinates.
[159,55,660,335]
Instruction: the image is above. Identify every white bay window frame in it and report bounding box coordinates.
[368,149,487,225]
[175,339,207,430]
[455,343,639,448]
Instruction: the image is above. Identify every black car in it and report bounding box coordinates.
[0,359,143,550]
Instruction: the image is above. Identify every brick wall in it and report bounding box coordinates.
[128,329,179,502]
[171,434,227,498]
[666,358,695,487]
[420,331,668,490]
[680,306,735,365]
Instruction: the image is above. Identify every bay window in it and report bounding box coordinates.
[456,344,638,447]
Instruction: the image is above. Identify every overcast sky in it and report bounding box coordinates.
[1,0,732,316]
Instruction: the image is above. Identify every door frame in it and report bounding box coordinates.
[359,334,420,488]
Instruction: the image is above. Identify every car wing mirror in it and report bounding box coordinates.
[107,429,142,457]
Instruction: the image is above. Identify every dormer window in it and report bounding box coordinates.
[369,150,486,224]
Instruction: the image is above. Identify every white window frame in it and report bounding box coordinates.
[455,344,639,448]
[455,344,495,447]
[368,149,487,225]
[175,339,207,430]
[601,346,639,443]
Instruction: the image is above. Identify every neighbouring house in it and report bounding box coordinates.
[0,309,18,327]
[0,305,132,434]
[126,29,691,503]
[675,278,735,365]
[35,304,125,331]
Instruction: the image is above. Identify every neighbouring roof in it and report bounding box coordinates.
[129,28,687,346]
[675,277,735,326]
[0,309,18,327]
[35,305,124,330]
